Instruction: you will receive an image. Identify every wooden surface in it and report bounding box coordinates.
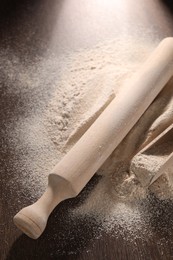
[1,0,173,259]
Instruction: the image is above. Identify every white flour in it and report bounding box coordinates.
[45,37,157,153]
[5,36,173,240]
[43,37,173,239]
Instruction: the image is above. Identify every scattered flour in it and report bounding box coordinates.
[45,37,158,152]
[4,35,173,240]
[43,36,173,239]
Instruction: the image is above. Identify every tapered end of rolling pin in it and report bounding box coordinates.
[13,174,76,239]
[13,204,48,239]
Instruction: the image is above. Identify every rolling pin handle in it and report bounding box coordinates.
[13,174,74,239]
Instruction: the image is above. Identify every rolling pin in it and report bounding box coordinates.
[14,38,173,239]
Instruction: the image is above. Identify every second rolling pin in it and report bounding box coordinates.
[14,38,173,239]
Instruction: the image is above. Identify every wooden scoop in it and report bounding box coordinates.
[131,123,173,187]
[14,38,173,239]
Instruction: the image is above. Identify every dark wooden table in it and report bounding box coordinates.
[1,0,173,259]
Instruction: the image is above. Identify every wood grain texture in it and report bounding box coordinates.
[1,0,173,259]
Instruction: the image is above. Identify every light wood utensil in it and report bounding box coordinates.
[14,38,173,239]
[131,123,173,187]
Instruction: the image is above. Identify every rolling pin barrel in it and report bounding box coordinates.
[14,38,173,239]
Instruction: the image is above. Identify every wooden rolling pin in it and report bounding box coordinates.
[14,38,173,239]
